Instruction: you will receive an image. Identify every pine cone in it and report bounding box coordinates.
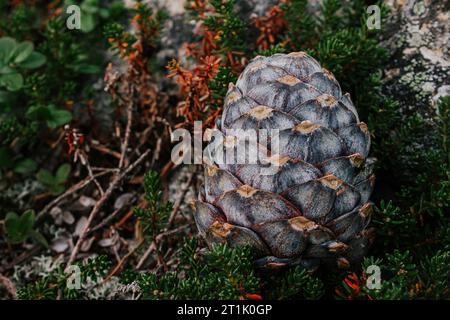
[194,52,376,270]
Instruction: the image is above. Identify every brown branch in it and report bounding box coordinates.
[103,238,144,282]
[66,150,150,269]
[119,90,134,169]
[0,245,42,273]
[88,206,123,234]
[79,152,104,196]
[167,171,194,229]
[136,224,189,270]
[91,144,122,160]
[36,170,114,221]
[0,273,17,299]
[135,241,156,270]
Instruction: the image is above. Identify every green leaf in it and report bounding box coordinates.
[0,65,15,74]
[26,105,52,121]
[5,210,35,244]
[47,105,72,128]
[20,210,36,233]
[71,63,101,74]
[13,41,34,64]
[55,163,71,184]
[50,184,65,195]
[27,105,52,120]
[36,169,55,186]
[81,13,96,33]
[0,37,17,63]
[14,158,37,175]
[5,212,23,243]
[29,230,49,248]
[0,73,24,91]
[19,51,46,69]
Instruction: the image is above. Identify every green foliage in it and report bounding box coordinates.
[36,163,71,195]
[419,250,450,299]
[0,37,46,92]
[76,255,112,283]
[208,66,238,109]
[133,171,172,240]
[13,158,38,175]
[132,0,168,49]
[0,1,125,189]
[373,200,417,249]
[121,239,261,300]
[0,4,38,39]
[3,0,449,301]
[4,210,47,246]
[267,266,324,300]
[256,43,287,57]
[370,96,450,256]
[202,0,247,55]
[16,255,112,300]
[0,116,36,147]
[280,0,389,118]
[16,276,61,300]
[103,22,137,57]
[281,0,317,48]
[26,104,72,129]
[64,0,124,33]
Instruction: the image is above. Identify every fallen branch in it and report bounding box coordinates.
[0,273,17,299]
[166,171,194,229]
[0,245,42,273]
[119,89,134,169]
[136,224,190,270]
[36,170,114,221]
[91,144,122,160]
[66,150,150,269]
[80,152,105,196]
[103,238,144,282]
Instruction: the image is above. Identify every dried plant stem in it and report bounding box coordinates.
[36,170,114,221]
[0,245,42,273]
[136,224,189,270]
[167,172,194,229]
[66,150,150,269]
[89,204,128,234]
[0,274,17,299]
[80,152,104,196]
[119,92,134,169]
[103,238,144,282]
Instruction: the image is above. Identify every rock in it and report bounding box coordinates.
[114,193,135,210]
[381,0,449,116]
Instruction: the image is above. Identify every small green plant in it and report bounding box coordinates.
[36,163,71,195]
[17,255,112,299]
[266,266,325,300]
[65,0,122,33]
[0,37,46,93]
[134,171,172,240]
[121,239,261,300]
[4,210,47,246]
[26,104,72,129]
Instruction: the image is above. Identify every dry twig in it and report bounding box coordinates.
[36,169,114,221]
[167,171,194,229]
[66,150,150,269]
[0,274,17,299]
